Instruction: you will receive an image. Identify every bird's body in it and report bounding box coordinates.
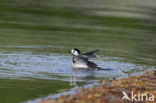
[71,48,101,70]
[72,57,88,68]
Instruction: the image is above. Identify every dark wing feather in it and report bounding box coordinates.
[87,60,97,68]
[80,49,99,59]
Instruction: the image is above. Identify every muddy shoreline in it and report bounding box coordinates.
[39,70,156,103]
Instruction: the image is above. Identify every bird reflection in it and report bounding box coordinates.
[70,68,96,86]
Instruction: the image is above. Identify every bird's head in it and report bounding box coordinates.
[71,48,81,56]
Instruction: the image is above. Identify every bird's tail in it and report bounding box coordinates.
[96,67,113,70]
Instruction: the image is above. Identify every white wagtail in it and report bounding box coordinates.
[70,48,102,70]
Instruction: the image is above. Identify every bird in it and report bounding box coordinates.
[70,48,102,70]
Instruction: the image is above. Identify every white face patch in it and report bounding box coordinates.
[71,49,78,56]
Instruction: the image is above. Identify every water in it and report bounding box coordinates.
[0,0,156,103]
[0,47,154,103]
[0,50,146,80]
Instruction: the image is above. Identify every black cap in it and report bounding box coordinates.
[74,48,81,53]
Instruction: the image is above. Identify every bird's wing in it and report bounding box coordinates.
[87,60,97,68]
[80,49,99,59]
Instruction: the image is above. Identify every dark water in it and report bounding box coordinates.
[0,0,156,103]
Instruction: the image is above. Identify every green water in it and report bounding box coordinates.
[0,79,71,103]
[0,0,156,103]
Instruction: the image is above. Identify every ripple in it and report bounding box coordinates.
[0,52,148,82]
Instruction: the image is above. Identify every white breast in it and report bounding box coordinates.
[72,62,88,68]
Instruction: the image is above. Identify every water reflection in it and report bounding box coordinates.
[70,69,96,86]
[70,68,115,86]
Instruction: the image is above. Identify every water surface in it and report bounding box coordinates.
[0,0,156,103]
